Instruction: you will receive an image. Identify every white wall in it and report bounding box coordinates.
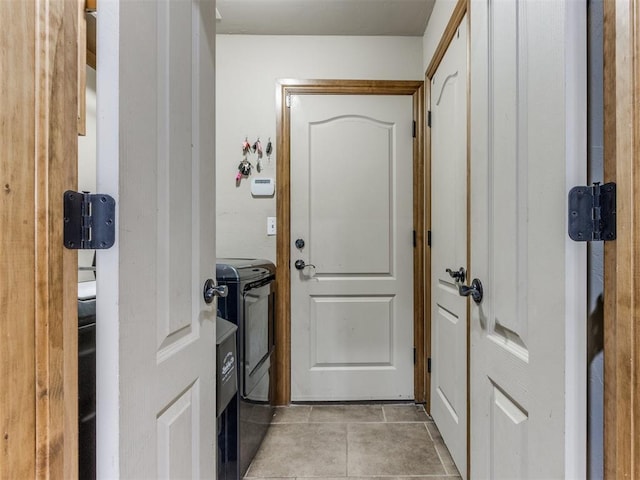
[215,35,423,262]
[422,0,458,72]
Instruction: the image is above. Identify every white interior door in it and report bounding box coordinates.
[469,1,586,478]
[96,1,218,477]
[290,94,414,401]
[430,17,468,479]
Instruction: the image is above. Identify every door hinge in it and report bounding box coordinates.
[427,357,431,373]
[285,94,291,108]
[413,347,416,364]
[427,230,431,247]
[413,230,417,248]
[568,182,616,242]
[412,120,416,138]
[63,190,116,249]
[427,110,432,128]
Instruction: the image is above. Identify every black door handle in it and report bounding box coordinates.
[446,267,466,283]
[294,259,316,270]
[458,278,483,304]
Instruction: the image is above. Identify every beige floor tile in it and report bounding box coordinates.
[246,423,347,478]
[271,406,312,423]
[441,454,461,476]
[425,421,442,441]
[383,404,430,422]
[300,477,460,480]
[244,477,291,479]
[347,423,445,476]
[435,441,456,470]
[309,405,384,423]
[425,423,459,475]
[394,477,461,479]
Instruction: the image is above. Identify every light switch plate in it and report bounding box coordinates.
[267,217,276,236]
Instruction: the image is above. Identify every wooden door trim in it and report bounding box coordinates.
[274,79,425,405]
[423,0,468,476]
[603,0,640,477]
[36,1,79,477]
[1,0,78,477]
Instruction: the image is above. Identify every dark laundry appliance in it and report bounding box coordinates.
[78,281,97,480]
[216,259,276,477]
[216,317,240,480]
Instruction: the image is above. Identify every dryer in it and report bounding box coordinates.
[216,259,275,476]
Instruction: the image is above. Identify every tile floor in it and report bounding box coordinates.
[244,404,461,479]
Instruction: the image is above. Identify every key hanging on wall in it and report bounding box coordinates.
[253,138,263,172]
[265,138,273,163]
[237,136,253,186]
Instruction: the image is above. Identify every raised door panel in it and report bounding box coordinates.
[311,296,394,366]
[308,117,392,275]
[156,0,200,354]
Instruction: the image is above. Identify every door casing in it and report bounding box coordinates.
[0,0,79,477]
[603,0,640,477]
[274,80,425,405]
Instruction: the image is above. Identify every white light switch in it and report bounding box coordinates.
[267,217,276,236]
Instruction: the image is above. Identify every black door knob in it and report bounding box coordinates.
[295,238,305,249]
[457,278,483,304]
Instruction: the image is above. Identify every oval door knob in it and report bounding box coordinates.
[203,278,228,304]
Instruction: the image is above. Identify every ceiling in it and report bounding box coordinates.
[215,0,436,36]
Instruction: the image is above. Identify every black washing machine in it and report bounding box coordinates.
[216,259,275,477]
[78,281,97,480]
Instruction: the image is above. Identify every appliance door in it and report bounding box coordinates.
[242,280,273,399]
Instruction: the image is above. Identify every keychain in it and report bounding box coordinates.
[242,137,251,155]
[252,138,263,172]
[265,138,273,162]
[237,137,253,186]
[238,159,252,176]
[236,158,252,186]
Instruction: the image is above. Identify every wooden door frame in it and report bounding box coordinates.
[273,79,425,405]
[423,0,469,476]
[0,0,78,478]
[603,0,640,477]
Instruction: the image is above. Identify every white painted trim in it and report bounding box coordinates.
[564,1,588,478]
[96,1,121,477]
